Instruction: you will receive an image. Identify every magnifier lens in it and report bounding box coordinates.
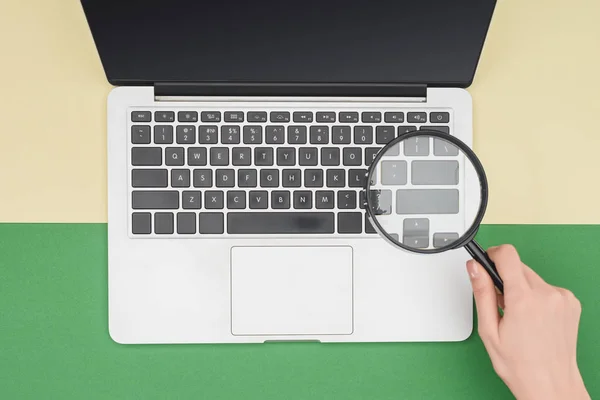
[366,132,484,253]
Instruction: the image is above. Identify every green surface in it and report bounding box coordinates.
[0,224,599,399]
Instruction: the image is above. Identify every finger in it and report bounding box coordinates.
[487,245,529,293]
[467,259,500,345]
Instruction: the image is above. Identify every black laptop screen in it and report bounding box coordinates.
[81,0,496,87]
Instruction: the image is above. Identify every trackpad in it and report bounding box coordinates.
[231,246,353,336]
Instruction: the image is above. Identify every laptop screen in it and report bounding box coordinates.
[81,0,496,88]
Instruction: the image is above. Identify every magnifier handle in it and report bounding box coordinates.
[465,240,504,294]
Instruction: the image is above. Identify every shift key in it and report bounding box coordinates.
[132,191,179,209]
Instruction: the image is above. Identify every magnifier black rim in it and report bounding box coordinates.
[364,129,489,254]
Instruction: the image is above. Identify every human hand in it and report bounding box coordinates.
[467,245,590,400]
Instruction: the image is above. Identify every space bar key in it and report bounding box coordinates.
[227,212,335,234]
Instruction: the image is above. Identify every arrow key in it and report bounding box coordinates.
[433,232,459,248]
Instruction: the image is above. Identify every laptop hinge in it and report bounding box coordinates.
[154,82,427,100]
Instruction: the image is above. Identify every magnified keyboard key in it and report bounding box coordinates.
[404,136,429,156]
[396,189,459,214]
[433,233,459,248]
[227,212,334,234]
[131,147,162,166]
[380,161,407,185]
[403,218,429,235]
[132,191,179,209]
[434,139,459,156]
[411,161,459,185]
[132,169,168,188]
[402,236,429,248]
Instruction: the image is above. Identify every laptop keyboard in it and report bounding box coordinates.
[128,108,452,236]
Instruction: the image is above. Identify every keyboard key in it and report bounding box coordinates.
[165,147,184,166]
[403,236,429,249]
[243,126,263,144]
[365,147,379,166]
[266,126,285,144]
[199,126,218,144]
[339,112,358,123]
[365,215,377,234]
[332,126,352,144]
[421,125,450,134]
[321,148,340,166]
[227,212,334,234]
[224,111,244,122]
[282,169,301,188]
[247,111,267,122]
[131,111,151,122]
[407,112,427,123]
[381,160,408,185]
[210,147,229,166]
[199,212,224,234]
[131,147,161,166]
[250,190,269,209]
[337,191,357,209]
[155,111,174,122]
[132,212,151,234]
[293,191,312,209]
[384,112,404,123]
[376,126,395,144]
[411,161,459,185]
[204,191,224,209]
[398,126,418,135]
[433,139,459,156]
[310,126,329,144]
[315,190,334,209]
[343,148,362,166]
[397,189,459,214]
[171,169,190,188]
[270,111,290,122]
[433,233,459,248]
[337,212,362,234]
[227,191,246,209]
[177,212,197,234]
[276,148,296,166]
[430,112,450,123]
[132,191,179,209]
[201,111,221,122]
[154,126,173,144]
[287,126,307,144]
[232,147,252,166]
[182,191,202,209]
[255,148,274,166]
[193,169,212,187]
[221,126,241,144]
[176,126,196,144]
[132,169,167,188]
[326,169,345,187]
[368,189,392,215]
[187,147,207,166]
[348,169,367,188]
[404,136,430,156]
[316,112,336,122]
[404,218,429,235]
[304,169,323,188]
[260,169,279,187]
[132,126,151,144]
[361,112,381,123]
[354,126,373,144]
[216,169,235,187]
[271,191,290,209]
[293,111,313,123]
[298,148,318,166]
[238,169,258,188]
[154,212,174,234]
[178,111,198,122]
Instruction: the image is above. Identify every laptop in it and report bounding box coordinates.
[81,0,497,344]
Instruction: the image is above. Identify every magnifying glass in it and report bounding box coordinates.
[364,129,504,293]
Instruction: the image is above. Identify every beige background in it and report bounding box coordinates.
[0,0,599,223]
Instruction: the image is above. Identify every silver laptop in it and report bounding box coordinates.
[82,0,497,343]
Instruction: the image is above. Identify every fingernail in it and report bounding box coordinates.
[466,260,479,279]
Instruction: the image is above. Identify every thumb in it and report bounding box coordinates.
[467,259,500,344]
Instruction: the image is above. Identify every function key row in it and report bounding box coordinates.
[131,111,450,124]
[132,125,450,145]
